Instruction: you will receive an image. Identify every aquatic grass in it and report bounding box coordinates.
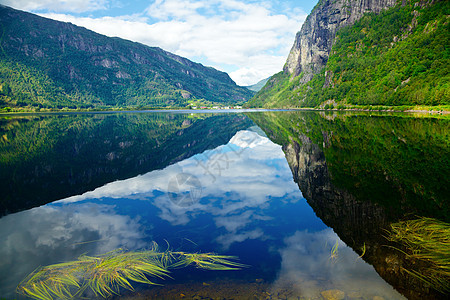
[358,243,366,259]
[171,253,247,270]
[80,250,170,298]
[328,239,339,262]
[386,217,450,293]
[17,245,246,300]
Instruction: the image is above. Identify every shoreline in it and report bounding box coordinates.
[0,108,290,116]
[0,106,448,115]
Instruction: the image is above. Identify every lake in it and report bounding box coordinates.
[0,110,448,299]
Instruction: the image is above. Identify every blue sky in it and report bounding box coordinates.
[2,0,318,85]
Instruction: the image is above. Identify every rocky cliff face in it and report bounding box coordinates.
[284,0,397,82]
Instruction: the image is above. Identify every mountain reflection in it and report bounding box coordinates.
[56,129,307,250]
[250,111,449,299]
[0,124,406,299]
[0,112,253,216]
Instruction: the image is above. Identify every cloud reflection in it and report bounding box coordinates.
[271,229,405,299]
[0,128,302,298]
[58,130,302,250]
[0,128,404,299]
[0,203,145,298]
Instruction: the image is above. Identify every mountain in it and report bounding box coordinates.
[244,77,270,92]
[246,0,449,108]
[0,5,254,110]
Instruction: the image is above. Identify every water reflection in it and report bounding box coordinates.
[57,129,311,250]
[0,203,145,298]
[250,111,449,299]
[0,125,405,299]
[274,229,403,299]
[0,113,253,216]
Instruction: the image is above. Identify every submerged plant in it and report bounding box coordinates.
[329,239,339,262]
[17,243,246,300]
[356,242,366,260]
[386,217,450,293]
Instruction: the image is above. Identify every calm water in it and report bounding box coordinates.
[0,111,448,299]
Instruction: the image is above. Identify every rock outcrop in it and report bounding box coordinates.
[284,0,397,82]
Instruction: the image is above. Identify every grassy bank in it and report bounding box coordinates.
[316,104,450,113]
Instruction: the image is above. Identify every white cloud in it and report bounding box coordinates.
[229,54,284,86]
[2,0,110,13]
[33,0,307,85]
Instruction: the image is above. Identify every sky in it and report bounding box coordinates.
[1,0,318,86]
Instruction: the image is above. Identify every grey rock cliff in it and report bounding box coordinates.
[284,0,397,82]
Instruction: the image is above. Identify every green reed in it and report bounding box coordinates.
[17,243,246,300]
[386,217,450,293]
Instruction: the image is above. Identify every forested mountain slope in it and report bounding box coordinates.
[0,5,254,110]
[247,0,449,108]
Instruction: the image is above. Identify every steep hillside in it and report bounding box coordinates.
[0,5,254,110]
[247,0,449,108]
[244,77,270,92]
